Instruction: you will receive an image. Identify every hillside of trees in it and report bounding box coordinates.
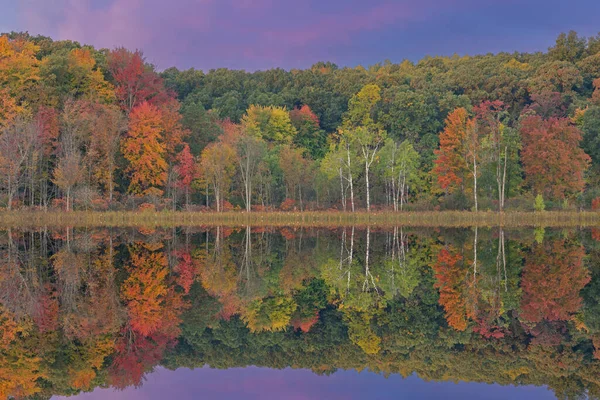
[1,31,600,212]
[1,226,600,399]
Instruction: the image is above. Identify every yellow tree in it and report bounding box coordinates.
[67,48,115,103]
[242,105,297,145]
[121,102,168,195]
[0,35,40,107]
[199,141,236,212]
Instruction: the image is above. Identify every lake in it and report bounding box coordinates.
[1,225,598,399]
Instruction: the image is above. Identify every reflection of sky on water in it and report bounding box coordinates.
[54,367,555,400]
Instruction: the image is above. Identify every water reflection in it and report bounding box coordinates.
[0,226,599,399]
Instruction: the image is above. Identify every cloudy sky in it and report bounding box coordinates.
[1,0,599,71]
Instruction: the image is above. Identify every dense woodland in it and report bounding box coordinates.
[0,227,600,399]
[1,31,600,212]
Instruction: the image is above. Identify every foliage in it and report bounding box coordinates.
[0,31,598,210]
[534,194,546,212]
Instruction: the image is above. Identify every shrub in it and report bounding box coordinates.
[138,203,156,212]
[280,198,296,211]
[534,194,546,212]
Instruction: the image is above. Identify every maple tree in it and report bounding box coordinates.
[121,102,168,195]
[174,144,196,207]
[520,115,590,200]
[433,107,480,208]
[108,48,171,112]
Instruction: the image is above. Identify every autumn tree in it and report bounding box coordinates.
[0,35,40,108]
[520,116,590,201]
[121,102,168,195]
[289,105,325,158]
[0,88,25,129]
[242,104,297,145]
[433,107,480,210]
[108,48,171,112]
[40,47,115,104]
[174,144,196,208]
[199,141,236,212]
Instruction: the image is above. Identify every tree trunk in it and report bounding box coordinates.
[66,187,71,212]
[109,170,114,204]
[365,162,371,212]
[346,145,355,213]
[473,155,478,212]
[339,167,346,211]
[7,175,12,211]
[215,184,221,212]
[501,145,508,211]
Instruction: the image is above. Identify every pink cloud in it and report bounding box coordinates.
[14,0,494,70]
[239,0,484,65]
[18,0,148,49]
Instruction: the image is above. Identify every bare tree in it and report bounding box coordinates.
[0,118,36,209]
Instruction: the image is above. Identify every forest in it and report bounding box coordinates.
[1,31,600,212]
[0,226,600,399]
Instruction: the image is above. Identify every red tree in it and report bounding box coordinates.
[108,48,171,112]
[520,116,590,200]
[174,144,196,207]
[433,108,471,194]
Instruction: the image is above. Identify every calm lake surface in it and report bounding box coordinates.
[1,226,598,399]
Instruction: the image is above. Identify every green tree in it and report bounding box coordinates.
[341,84,387,212]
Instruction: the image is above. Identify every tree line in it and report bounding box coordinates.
[1,30,600,212]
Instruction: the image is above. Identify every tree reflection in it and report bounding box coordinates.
[0,227,597,399]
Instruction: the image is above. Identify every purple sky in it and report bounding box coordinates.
[53,367,556,400]
[1,0,600,71]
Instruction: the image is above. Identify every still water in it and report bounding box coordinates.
[1,226,598,399]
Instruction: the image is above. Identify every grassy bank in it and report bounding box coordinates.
[0,211,599,228]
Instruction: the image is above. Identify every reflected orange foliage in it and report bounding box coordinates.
[433,247,468,331]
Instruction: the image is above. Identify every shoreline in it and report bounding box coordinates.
[0,210,599,228]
